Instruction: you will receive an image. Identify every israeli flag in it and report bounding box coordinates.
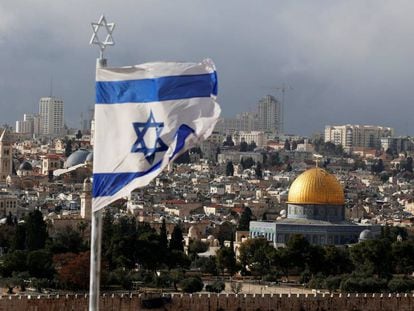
[92,59,220,211]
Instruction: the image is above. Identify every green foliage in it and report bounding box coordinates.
[391,240,414,274]
[313,138,344,156]
[340,276,387,293]
[75,130,82,140]
[65,139,72,157]
[12,223,27,250]
[322,246,353,276]
[371,159,385,174]
[188,240,209,256]
[0,250,28,277]
[27,250,54,279]
[284,139,290,150]
[323,275,343,292]
[105,268,135,290]
[226,161,234,176]
[179,276,204,293]
[240,157,255,170]
[268,152,281,167]
[47,226,86,254]
[255,162,262,179]
[350,239,392,278]
[223,135,234,147]
[387,277,414,293]
[205,280,225,293]
[169,225,184,252]
[25,210,48,251]
[307,275,325,289]
[166,250,191,270]
[240,141,248,152]
[238,237,274,277]
[237,207,252,231]
[216,246,239,276]
[191,256,218,275]
[159,218,168,251]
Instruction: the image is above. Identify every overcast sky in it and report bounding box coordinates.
[1,0,414,135]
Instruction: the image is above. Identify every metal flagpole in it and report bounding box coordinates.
[89,15,115,311]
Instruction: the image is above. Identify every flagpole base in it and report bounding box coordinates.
[89,209,103,311]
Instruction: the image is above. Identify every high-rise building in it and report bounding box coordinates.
[257,95,282,134]
[39,97,64,136]
[15,114,41,135]
[216,95,282,135]
[325,124,394,150]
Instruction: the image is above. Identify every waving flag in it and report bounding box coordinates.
[92,59,220,211]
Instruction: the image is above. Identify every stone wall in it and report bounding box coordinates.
[0,292,413,311]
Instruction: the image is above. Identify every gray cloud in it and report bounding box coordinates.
[1,0,414,135]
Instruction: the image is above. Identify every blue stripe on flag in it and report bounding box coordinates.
[92,125,195,198]
[96,72,217,104]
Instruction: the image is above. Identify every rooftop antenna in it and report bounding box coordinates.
[50,76,53,97]
[274,84,293,134]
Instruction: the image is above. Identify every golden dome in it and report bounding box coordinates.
[287,167,345,205]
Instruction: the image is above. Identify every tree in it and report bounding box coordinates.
[350,239,392,278]
[205,280,225,293]
[0,250,28,277]
[25,210,48,251]
[248,141,257,151]
[55,251,90,290]
[188,240,209,256]
[108,216,139,269]
[216,245,238,276]
[238,237,273,277]
[65,139,73,157]
[371,159,384,174]
[284,139,291,150]
[12,223,26,250]
[47,226,85,254]
[291,141,297,150]
[322,245,353,276]
[391,240,414,274]
[159,218,168,251]
[269,153,280,166]
[237,207,252,231]
[27,250,54,279]
[179,276,204,293]
[192,256,218,275]
[75,130,82,140]
[102,210,114,265]
[241,157,254,170]
[226,161,234,176]
[405,157,413,172]
[240,141,248,152]
[230,281,243,294]
[175,151,190,164]
[169,225,184,252]
[255,162,263,179]
[223,135,234,147]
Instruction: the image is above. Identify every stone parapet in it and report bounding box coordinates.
[0,292,413,310]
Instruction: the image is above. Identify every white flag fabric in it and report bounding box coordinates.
[92,59,220,212]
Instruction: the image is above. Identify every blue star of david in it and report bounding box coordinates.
[131,111,168,164]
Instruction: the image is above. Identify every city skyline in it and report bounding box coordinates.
[1,1,414,135]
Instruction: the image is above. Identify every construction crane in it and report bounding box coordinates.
[273,84,293,134]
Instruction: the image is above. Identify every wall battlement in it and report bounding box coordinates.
[0,292,413,310]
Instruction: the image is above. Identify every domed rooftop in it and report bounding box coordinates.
[287,167,345,205]
[86,152,93,162]
[64,149,91,168]
[359,229,373,241]
[19,161,33,171]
